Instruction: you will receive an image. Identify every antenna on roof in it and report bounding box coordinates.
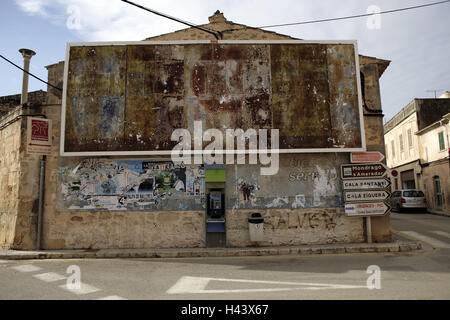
[426,89,443,98]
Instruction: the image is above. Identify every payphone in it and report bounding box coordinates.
[206,189,226,247]
[207,191,224,219]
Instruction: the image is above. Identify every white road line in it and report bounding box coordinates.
[11,265,42,272]
[59,282,101,295]
[0,260,9,263]
[166,276,366,294]
[431,231,450,239]
[33,272,67,282]
[402,231,450,248]
[96,295,127,300]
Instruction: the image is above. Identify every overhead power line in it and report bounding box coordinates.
[256,0,450,29]
[121,0,222,39]
[0,54,62,91]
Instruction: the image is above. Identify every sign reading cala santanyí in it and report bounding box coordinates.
[26,117,52,155]
[342,178,391,190]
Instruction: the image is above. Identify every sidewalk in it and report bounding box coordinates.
[427,209,450,218]
[0,235,422,260]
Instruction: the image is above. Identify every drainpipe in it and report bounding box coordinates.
[19,48,45,250]
[37,155,46,250]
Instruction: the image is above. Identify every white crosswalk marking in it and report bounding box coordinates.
[11,265,42,272]
[402,231,450,248]
[96,295,127,300]
[59,282,101,295]
[431,231,450,239]
[33,272,66,282]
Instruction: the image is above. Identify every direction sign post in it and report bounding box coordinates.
[344,190,391,202]
[342,178,391,190]
[341,157,391,243]
[345,202,391,217]
[350,152,385,163]
[341,163,388,179]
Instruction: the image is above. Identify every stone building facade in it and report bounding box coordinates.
[384,97,450,214]
[1,11,392,249]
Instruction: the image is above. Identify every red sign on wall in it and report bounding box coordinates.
[26,117,52,155]
[350,152,385,163]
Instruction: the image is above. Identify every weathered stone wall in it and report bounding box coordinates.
[41,62,206,249]
[360,63,392,243]
[0,108,22,248]
[226,208,364,247]
[0,90,46,118]
[0,104,43,249]
[45,210,205,249]
[30,11,391,249]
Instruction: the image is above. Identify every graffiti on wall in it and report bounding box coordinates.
[58,159,205,211]
[228,157,344,210]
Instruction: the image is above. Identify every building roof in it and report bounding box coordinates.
[145,11,390,77]
[384,98,450,134]
[0,90,47,118]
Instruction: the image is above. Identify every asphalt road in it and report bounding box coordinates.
[1,211,449,301]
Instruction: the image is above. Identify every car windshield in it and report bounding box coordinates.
[403,191,424,197]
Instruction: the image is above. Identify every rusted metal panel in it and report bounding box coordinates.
[66,46,126,152]
[62,41,363,154]
[271,44,332,148]
[327,44,362,148]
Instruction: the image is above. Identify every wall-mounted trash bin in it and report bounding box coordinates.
[248,212,264,242]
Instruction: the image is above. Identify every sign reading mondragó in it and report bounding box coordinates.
[341,163,388,179]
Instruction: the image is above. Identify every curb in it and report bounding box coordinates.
[427,210,450,218]
[0,240,422,260]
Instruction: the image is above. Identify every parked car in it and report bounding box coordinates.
[390,189,427,212]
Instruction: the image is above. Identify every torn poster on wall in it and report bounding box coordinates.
[58,159,205,211]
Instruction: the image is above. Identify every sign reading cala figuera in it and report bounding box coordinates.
[340,163,388,179]
[344,190,390,202]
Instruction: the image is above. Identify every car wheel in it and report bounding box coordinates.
[396,204,402,213]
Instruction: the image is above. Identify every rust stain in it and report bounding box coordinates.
[65,43,363,152]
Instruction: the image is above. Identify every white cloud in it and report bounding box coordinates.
[13,0,450,120]
[15,0,49,16]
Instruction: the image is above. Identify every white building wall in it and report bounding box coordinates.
[418,117,450,163]
[385,112,420,168]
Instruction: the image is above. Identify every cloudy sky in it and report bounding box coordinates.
[1,0,449,122]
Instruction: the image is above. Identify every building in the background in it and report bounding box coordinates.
[0,90,46,117]
[1,11,392,250]
[384,95,450,214]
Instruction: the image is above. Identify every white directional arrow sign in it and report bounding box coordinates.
[341,163,389,179]
[350,152,385,163]
[345,190,391,202]
[167,276,366,294]
[345,202,391,217]
[342,178,391,190]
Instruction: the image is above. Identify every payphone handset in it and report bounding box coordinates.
[208,191,224,219]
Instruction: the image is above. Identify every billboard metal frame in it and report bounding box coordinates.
[60,40,366,156]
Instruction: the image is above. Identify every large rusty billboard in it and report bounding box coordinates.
[61,40,365,156]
